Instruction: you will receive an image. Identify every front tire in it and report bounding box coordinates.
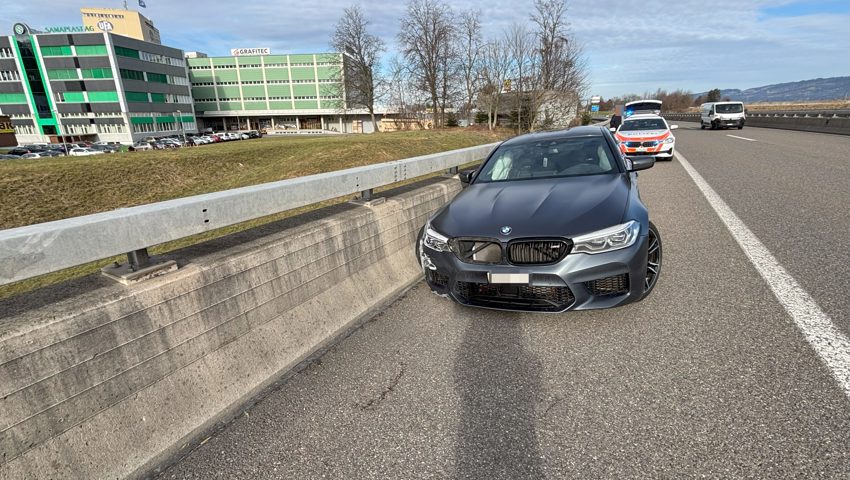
[639,222,662,300]
[700,123,706,130]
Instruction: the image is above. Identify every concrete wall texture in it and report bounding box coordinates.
[0,178,460,479]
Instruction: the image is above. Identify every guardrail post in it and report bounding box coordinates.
[101,247,177,285]
[446,166,459,175]
[360,188,373,201]
[127,248,151,271]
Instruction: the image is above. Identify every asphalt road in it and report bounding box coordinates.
[161,126,850,479]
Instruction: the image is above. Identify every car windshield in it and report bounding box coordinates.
[475,137,618,183]
[715,103,744,113]
[620,119,667,131]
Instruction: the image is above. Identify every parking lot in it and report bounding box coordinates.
[161,124,850,478]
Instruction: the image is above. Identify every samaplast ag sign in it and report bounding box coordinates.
[230,47,270,56]
[44,25,96,33]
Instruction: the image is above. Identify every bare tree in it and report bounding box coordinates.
[525,0,588,131]
[477,39,511,130]
[331,5,385,132]
[398,0,455,128]
[458,9,482,126]
[505,23,534,133]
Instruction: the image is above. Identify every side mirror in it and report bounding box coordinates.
[459,170,474,185]
[628,155,655,172]
[669,124,678,130]
[609,127,617,132]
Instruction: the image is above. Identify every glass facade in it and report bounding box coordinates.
[3,31,196,143]
[187,53,343,113]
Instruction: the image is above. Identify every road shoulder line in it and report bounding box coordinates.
[674,150,850,399]
[726,134,757,142]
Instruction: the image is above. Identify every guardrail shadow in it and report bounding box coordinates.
[453,307,545,479]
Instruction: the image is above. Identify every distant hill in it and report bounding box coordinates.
[695,77,850,103]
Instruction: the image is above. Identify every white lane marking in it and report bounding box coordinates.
[726,134,757,142]
[675,151,850,400]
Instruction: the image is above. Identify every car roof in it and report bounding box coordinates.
[500,126,606,146]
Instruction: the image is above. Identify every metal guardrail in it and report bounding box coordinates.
[0,142,499,286]
[663,110,850,119]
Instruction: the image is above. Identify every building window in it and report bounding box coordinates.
[81,67,113,79]
[126,91,149,102]
[120,69,145,81]
[0,92,28,104]
[14,124,36,135]
[96,123,127,134]
[40,45,73,57]
[56,91,86,103]
[0,48,14,58]
[150,93,166,103]
[115,46,141,59]
[146,72,168,83]
[76,45,108,56]
[47,69,78,80]
[88,91,119,102]
[132,122,155,133]
[169,75,188,86]
[64,123,95,135]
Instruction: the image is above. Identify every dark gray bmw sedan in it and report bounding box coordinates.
[417,126,662,312]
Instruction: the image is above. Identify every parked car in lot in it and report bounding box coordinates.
[132,142,153,151]
[246,130,263,138]
[0,154,21,160]
[612,114,677,161]
[8,147,35,156]
[91,144,120,153]
[700,101,746,130]
[21,152,45,159]
[38,150,65,157]
[417,126,662,313]
[68,147,104,156]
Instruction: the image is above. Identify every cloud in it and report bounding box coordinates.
[4,0,848,98]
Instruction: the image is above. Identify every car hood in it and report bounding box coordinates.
[616,129,669,139]
[431,174,631,239]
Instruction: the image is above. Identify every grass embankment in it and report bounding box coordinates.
[0,129,510,299]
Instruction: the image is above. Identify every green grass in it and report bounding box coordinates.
[0,129,508,229]
[0,129,510,299]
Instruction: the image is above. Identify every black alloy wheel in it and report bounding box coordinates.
[641,222,662,299]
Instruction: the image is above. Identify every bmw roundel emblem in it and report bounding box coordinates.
[500,226,512,235]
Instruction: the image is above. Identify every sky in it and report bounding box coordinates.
[5,0,850,99]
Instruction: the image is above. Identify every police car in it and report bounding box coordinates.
[612,114,678,161]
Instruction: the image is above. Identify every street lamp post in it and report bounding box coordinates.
[53,109,68,155]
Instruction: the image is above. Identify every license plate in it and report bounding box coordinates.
[488,273,529,284]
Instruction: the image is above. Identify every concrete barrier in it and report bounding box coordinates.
[0,178,461,479]
[662,113,850,135]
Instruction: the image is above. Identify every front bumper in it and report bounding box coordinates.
[712,118,745,128]
[621,144,674,158]
[420,235,649,313]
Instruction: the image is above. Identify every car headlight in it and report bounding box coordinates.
[572,221,640,254]
[423,225,451,252]
[663,137,675,144]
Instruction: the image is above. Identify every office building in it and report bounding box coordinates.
[188,52,384,133]
[80,7,161,44]
[0,23,196,145]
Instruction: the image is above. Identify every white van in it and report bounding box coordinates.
[700,102,746,130]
